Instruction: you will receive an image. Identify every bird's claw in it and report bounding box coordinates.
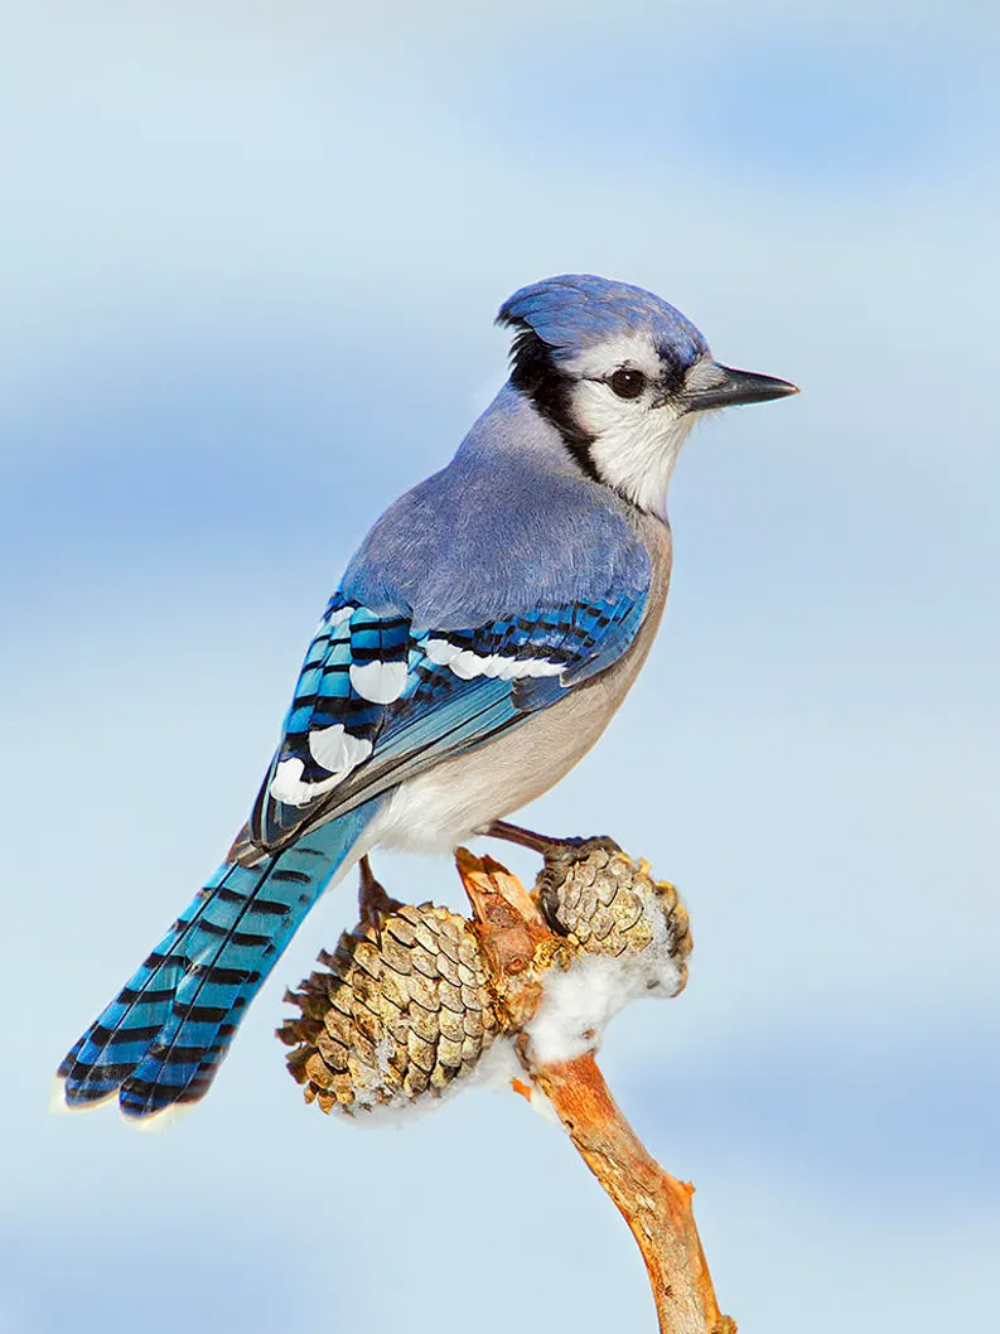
[538,835,623,893]
[545,834,622,858]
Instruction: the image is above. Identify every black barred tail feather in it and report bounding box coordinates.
[56,804,378,1122]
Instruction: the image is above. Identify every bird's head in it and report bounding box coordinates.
[498,274,797,519]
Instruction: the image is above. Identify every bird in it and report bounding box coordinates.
[56,274,797,1124]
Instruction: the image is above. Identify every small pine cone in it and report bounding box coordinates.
[278,902,500,1117]
[538,847,692,993]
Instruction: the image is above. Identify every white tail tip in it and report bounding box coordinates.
[126,1100,195,1133]
[50,1075,117,1116]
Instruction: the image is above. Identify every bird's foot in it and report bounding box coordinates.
[357,855,402,948]
[539,837,624,906]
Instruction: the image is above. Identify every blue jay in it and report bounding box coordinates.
[56,274,796,1123]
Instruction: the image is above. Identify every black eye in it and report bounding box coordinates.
[609,368,647,399]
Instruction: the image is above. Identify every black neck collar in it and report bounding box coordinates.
[506,325,601,485]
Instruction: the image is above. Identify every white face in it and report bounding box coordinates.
[563,333,724,521]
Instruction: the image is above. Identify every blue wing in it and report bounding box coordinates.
[245,585,648,857]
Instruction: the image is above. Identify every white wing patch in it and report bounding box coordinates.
[349,660,408,704]
[309,724,374,773]
[424,637,564,682]
[270,760,341,807]
[271,726,373,807]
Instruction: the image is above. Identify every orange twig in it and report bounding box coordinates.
[533,1054,735,1334]
[457,849,735,1334]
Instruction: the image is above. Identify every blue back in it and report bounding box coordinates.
[344,385,650,628]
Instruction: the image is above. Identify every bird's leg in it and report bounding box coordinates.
[357,855,401,948]
[482,821,618,864]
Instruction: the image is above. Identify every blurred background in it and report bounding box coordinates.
[2,2,997,1330]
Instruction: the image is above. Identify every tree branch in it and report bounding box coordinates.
[281,842,731,1332]
[456,850,734,1334]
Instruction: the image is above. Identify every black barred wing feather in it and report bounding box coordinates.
[248,599,406,850]
[247,590,647,856]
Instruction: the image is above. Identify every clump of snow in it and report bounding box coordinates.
[524,897,685,1065]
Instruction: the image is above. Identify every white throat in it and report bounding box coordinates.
[584,402,696,521]
[563,333,706,521]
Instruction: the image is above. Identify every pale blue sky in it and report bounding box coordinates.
[2,3,998,1332]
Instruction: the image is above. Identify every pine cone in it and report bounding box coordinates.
[278,902,500,1117]
[280,848,691,1117]
[538,847,692,988]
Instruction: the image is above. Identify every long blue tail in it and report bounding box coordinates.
[57,805,377,1122]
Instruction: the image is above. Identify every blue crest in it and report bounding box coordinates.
[497,274,709,365]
